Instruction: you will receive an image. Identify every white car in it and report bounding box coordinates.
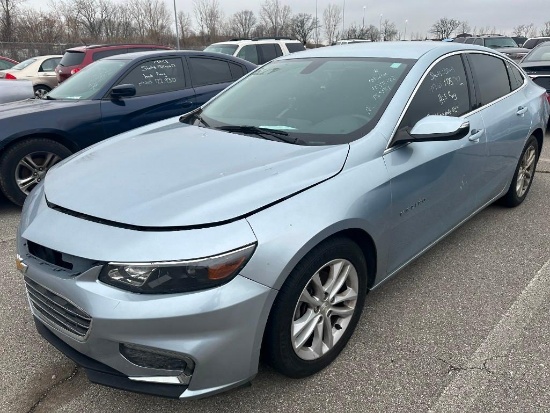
[204,37,305,65]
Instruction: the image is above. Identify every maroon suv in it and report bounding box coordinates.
[55,44,172,83]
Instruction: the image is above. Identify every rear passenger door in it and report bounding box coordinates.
[187,56,245,105]
[100,57,196,137]
[465,52,532,202]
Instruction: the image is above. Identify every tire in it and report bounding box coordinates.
[500,135,539,208]
[263,237,368,378]
[33,85,51,99]
[0,138,72,206]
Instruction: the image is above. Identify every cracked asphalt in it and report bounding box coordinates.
[1,134,549,413]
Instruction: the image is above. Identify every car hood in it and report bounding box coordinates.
[44,120,349,228]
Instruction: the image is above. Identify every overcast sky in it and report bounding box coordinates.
[23,0,549,39]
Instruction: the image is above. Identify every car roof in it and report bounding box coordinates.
[65,44,171,52]
[212,38,302,45]
[277,41,490,60]
[101,50,257,66]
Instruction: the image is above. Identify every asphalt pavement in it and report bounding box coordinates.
[0,135,549,413]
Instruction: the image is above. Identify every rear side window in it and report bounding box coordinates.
[189,57,233,86]
[59,51,84,67]
[237,45,259,64]
[228,62,245,80]
[506,62,524,91]
[286,42,306,53]
[117,57,185,96]
[257,44,282,64]
[39,58,61,72]
[93,49,128,61]
[468,53,511,105]
[399,54,470,129]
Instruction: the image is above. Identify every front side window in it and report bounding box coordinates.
[473,38,483,46]
[39,58,60,72]
[286,42,306,53]
[117,58,185,96]
[188,57,233,86]
[237,45,259,64]
[48,60,127,100]
[468,53,511,105]
[399,54,470,131]
[200,57,413,145]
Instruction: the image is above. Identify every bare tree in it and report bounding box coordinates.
[541,21,550,37]
[364,24,380,41]
[177,11,194,45]
[323,3,341,45]
[0,0,25,42]
[194,0,222,40]
[430,17,460,40]
[16,9,65,44]
[290,13,316,45]
[457,20,471,35]
[381,19,398,41]
[229,10,256,38]
[260,0,292,37]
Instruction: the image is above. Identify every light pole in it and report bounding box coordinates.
[362,6,366,30]
[315,0,318,46]
[342,0,346,36]
[173,0,180,50]
[379,14,383,41]
[404,19,408,41]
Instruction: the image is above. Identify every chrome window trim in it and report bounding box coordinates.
[386,50,527,150]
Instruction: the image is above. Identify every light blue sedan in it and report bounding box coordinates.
[16,42,549,399]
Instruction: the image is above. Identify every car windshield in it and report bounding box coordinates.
[523,44,550,62]
[48,59,127,100]
[485,38,518,48]
[203,44,239,55]
[11,58,36,70]
[200,57,412,145]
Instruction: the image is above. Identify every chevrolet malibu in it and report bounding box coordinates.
[17,42,548,399]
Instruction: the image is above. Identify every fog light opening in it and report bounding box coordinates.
[120,343,195,379]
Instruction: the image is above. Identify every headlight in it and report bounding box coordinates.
[99,244,256,294]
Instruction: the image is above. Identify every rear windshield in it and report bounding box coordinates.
[286,43,306,53]
[523,44,550,62]
[484,37,518,48]
[12,58,36,70]
[59,51,85,67]
[203,44,239,55]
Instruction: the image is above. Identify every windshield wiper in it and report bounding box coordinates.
[179,107,209,127]
[216,125,300,144]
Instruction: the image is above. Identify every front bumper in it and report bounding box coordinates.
[19,240,277,399]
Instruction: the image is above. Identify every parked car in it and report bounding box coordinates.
[55,44,172,83]
[522,37,550,49]
[335,39,371,45]
[512,36,528,47]
[0,79,33,103]
[0,55,62,98]
[463,35,529,60]
[0,50,256,205]
[204,37,305,65]
[0,56,17,70]
[520,41,550,99]
[17,42,548,399]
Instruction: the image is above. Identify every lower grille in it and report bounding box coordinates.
[25,277,91,339]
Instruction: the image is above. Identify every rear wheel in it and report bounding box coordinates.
[500,135,539,207]
[0,138,71,206]
[263,237,368,378]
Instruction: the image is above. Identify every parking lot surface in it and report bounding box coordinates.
[1,135,549,412]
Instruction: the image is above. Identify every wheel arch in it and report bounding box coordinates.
[33,84,52,91]
[531,127,544,156]
[0,132,80,155]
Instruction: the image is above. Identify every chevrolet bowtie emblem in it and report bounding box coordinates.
[16,255,28,274]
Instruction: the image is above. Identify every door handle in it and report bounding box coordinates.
[517,106,528,116]
[181,100,193,108]
[469,128,484,142]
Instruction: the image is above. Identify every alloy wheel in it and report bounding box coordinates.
[15,151,61,194]
[516,144,536,198]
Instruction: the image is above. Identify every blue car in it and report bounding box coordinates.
[0,50,256,205]
[17,42,549,399]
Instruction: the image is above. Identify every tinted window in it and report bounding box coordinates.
[236,45,259,64]
[523,39,538,49]
[93,49,128,61]
[39,58,60,72]
[0,60,14,70]
[189,57,233,86]
[204,44,239,56]
[473,38,483,46]
[117,58,185,96]
[453,37,466,43]
[286,42,306,52]
[464,38,476,44]
[228,62,245,80]
[399,55,470,130]
[257,44,281,63]
[469,53,511,105]
[484,37,517,48]
[59,51,85,67]
[506,62,524,90]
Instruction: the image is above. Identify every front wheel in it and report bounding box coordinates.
[0,138,72,206]
[33,85,51,99]
[263,237,368,378]
[500,135,539,208]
